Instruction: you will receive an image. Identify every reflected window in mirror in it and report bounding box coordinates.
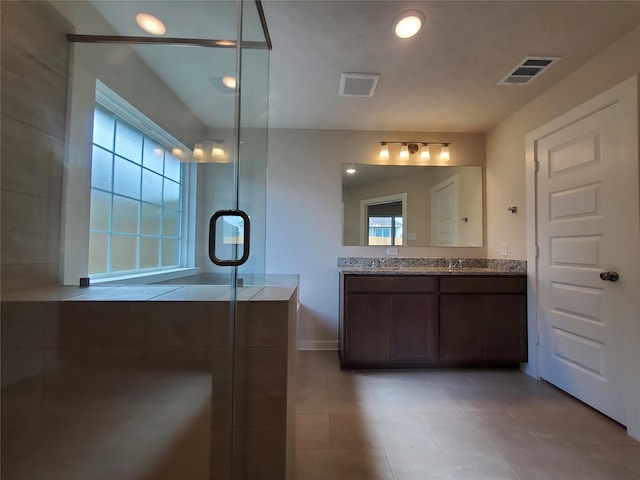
[367,201,403,245]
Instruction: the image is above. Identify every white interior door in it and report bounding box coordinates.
[535,84,639,425]
[431,175,458,246]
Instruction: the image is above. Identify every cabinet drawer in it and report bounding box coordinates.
[440,276,526,294]
[345,275,436,293]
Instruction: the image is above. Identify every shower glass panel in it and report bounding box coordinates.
[0,1,294,480]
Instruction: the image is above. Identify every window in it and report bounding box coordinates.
[368,215,403,245]
[88,101,184,278]
[367,201,403,245]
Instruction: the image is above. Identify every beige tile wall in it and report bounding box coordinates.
[1,1,72,294]
[1,292,297,480]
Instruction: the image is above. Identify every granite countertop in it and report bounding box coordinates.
[337,257,527,276]
[338,266,526,276]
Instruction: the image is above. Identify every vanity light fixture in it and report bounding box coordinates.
[379,142,390,160]
[211,143,225,159]
[379,141,451,162]
[399,143,410,160]
[420,143,430,161]
[440,143,450,161]
[135,13,166,36]
[193,143,204,159]
[393,10,424,39]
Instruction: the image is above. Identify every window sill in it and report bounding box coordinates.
[90,267,200,286]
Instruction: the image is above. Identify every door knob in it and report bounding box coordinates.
[599,271,619,282]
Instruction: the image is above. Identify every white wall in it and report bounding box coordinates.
[486,24,640,260]
[266,129,485,348]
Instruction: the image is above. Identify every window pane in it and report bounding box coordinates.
[112,195,139,234]
[162,238,179,266]
[91,146,113,191]
[140,237,160,269]
[143,138,164,174]
[142,169,163,205]
[163,179,180,210]
[141,203,161,235]
[88,232,109,275]
[93,106,114,149]
[90,189,111,231]
[164,152,181,182]
[113,156,141,199]
[162,208,180,237]
[111,235,138,272]
[90,99,184,279]
[114,120,143,164]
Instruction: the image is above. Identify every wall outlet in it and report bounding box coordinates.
[500,243,508,257]
[387,247,398,256]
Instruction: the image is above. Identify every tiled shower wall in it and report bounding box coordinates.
[1,1,72,294]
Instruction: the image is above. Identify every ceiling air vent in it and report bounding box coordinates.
[339,73,380,97]
[498,57,560,85]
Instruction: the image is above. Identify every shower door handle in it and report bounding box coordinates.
[208,209,251,266]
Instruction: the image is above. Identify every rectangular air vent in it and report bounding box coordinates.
[498,56,560,85]
[339,73,380,97]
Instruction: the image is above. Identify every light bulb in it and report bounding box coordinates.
[440,144,450,162]
[222,76,237,89]
[393,11,424,39]
[171,148,182,158]
[399,144,410,160]
[135,13,166,36]
[211,145,225,158]
[379,143,390,160]
[346,166,356,175]
[193,143,204,158]
[420,144,430,161]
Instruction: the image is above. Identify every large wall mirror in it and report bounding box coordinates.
[342,164,483,247]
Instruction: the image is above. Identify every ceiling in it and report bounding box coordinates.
[55,1,640,134]
[262,0,640,132]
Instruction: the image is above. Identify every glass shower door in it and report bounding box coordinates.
[0,1,273,479]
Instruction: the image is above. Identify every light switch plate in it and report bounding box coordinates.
[387,247,398,255]
[501,243,508,256]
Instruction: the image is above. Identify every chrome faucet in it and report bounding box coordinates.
[448,259,464,272]
[371,257,387,268]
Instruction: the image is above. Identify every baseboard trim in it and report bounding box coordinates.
[297,340,338,351]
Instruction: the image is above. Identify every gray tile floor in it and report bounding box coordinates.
[294,351,640,480]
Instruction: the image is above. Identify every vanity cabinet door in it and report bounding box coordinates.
[439,294,484,363]
[391,294,438,362]
[439,275,528,365]
[345,293,391,364]
[484,294,527,362]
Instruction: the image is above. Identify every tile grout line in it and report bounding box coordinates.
[419,412,441,448]
[491,446,523,480]
[382,447,398,480]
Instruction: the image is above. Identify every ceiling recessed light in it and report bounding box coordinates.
[393,10,424,39]
[222,76,237,89]
[135,13,166,36]
[346,166,357,175]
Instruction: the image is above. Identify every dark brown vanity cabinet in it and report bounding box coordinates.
[339,273,527,369]
[439,276,527,365]
[339,275,438,368]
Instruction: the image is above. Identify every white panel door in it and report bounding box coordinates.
[431,175,458,246]
[536,96,638,424]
